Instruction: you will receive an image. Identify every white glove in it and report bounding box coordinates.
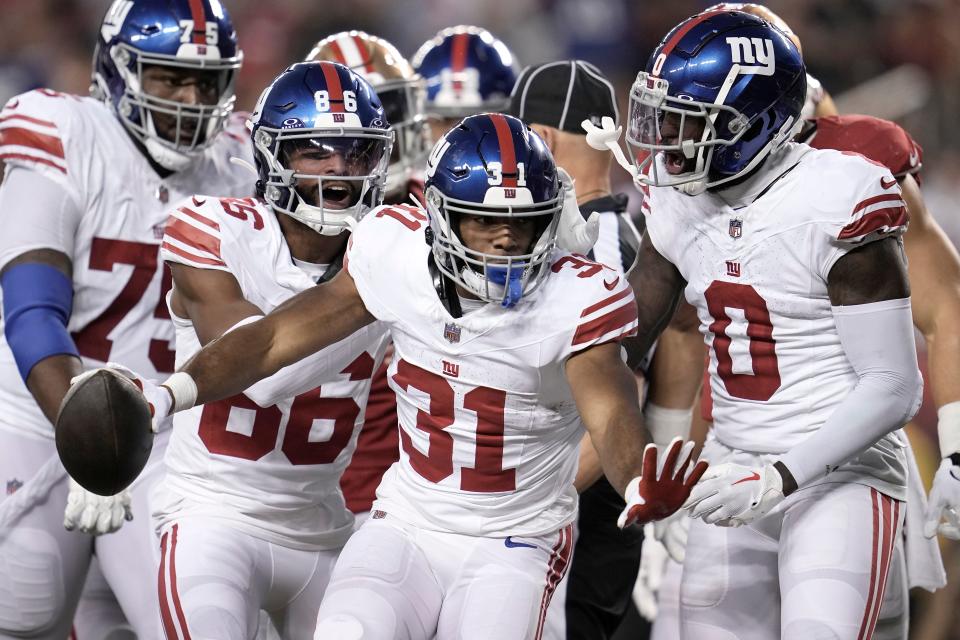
[924,458,960,539]
[651,508,691,563]
[582,116,640,181]
[72,364,173,433]
[684,462,784,527]
[582,116,622,152]
[555,167,599,255]
[63,477,132,535]
[634,523,668,622]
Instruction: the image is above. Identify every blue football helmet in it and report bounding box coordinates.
[424,113,563,308]
[249,61,394,236]
[412,26,519,119]
[91,0,243,170]
[625,9,806,194]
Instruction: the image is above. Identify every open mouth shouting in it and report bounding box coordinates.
[318,180,358,210]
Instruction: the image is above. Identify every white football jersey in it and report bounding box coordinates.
[154,196,389,550]
[0,89,252,440]
[346,204,639,537]
[644,142,909,498]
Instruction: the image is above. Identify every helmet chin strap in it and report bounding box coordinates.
[288,200,358,236]
[143,114,195,171]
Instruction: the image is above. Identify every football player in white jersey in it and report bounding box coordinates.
[86,112,707,639]
[151,60,393,640]
[584,9,923,640]
[0,0,250,637]
[305,31,430,529]
[631,6,951,640]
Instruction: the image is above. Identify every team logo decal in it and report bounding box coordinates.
[729,218,743,239]
[6,478,23,495]
[442,360,460,377]
[443,322,461,343]
[726,37,775,76]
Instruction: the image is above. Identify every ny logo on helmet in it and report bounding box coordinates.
[726,37,775,76]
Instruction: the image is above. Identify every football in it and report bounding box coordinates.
[55,369,154,496]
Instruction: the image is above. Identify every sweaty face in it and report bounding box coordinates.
[658,111,707,175]
[282,137,387,210]
[141,65,224,145]
[456,214,537,260]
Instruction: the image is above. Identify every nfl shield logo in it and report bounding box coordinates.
[443,322,461,343]
[729,218,743,239]
[333,113,345,123]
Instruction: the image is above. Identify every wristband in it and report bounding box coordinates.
[161,372,198,413]
[643,403,693,446]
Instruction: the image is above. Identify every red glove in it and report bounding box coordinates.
[618,437,708,529]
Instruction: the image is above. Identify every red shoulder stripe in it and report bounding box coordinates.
[0,113,57,129]
[0,126,64,159]
[165,216,221,259]
[580,286,632,318]
[175,206,220,231]
[161,241,226,268]
[572,303,637,346]
[838,206,907,241]
[852,193,902,215]
[0,152,66,174]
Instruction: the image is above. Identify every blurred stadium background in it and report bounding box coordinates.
[2,0,959,636]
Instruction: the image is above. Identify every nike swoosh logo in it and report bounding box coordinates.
[192,196,206,207]
[504,537,536,549]
[603,276,620,291]
[880,177,897,189]
[733,472,760,485]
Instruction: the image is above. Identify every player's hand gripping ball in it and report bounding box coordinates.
[55,368,154,496]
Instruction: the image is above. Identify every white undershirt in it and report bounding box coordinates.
[292,257,330,283]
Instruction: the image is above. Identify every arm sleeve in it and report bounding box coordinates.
[777,298,923,488]
[0,166,83,271]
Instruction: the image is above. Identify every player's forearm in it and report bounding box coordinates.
[624,237,686,369]
[573,433,603,493]
[921,312,960,408]
[26,354,83,424]
[778,298,923,490]
[179,316,286,406]
[925,318,960,457]
[593,410,652,496]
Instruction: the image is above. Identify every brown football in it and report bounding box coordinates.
[55,369,153,496]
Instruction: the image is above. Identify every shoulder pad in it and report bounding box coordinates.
[0,89,86,178]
